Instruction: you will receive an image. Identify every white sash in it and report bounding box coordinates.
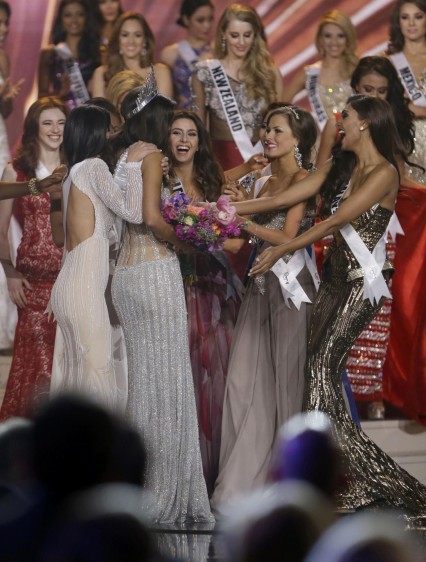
[305,65,329,131]
[271,249,319,310]
[177,40,200,71]
[54,43,90,106]
[206,59,263,161]
[339,224,391,305]
[390,52,426,107]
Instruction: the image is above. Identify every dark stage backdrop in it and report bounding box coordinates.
[6,0,395,151]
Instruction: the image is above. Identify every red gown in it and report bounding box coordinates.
[382,186,426,424]
[0,168,63,420]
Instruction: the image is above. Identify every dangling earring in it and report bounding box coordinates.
[141,44,147,57]
[294,145,303,169]
[221,36,226,52]
[119,49,123,55]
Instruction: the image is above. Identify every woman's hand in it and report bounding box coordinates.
[127,141,161,162]
[7,275,32,309]
[246,152,269,172]
[0,77,25,101]
[39,165,68,194]
[223,179,247,202]
[249,245,283,276]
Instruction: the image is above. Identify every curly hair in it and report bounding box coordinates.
[351,56,415,155]
[266,106,317,171]
[315,10,359,79]
[319,95,407,217]
[387,0,426,53]
[170,110,224,201]
[214,3,278,106]
[51,0,100,67]
[13,96,69,179]
[104,12,155,85]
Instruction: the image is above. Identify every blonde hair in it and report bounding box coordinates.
[106,70,145,114]
[214,3,278,106]
[315,10,358,78]
[104,12,155,84]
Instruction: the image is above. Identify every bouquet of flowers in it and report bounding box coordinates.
[161,192,244,252]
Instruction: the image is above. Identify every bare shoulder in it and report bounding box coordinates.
[154,62,172,76]
[142,151,162,166]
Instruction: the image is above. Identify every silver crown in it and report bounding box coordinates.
[125,65,175,119]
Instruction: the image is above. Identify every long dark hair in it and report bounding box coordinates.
[92,0,123,34]
[266,105,317,171]
[170,110,224,201]
[0,1,10,21]
[320,95,405,217]
[387,0,426,53]
[176,0,213,26]
[63,105,113,171]
[350,56,415,155]
[51,0,100,67]
[121,91,175,157]
[14,96,69,179]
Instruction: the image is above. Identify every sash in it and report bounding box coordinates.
[339,224,392,305]
[177,40,200,71]
[54,43,90,107]
[172,177,185,194]
[305,65,329,131]
[271,249,319,310]
[390,52,426,107]
[206,59,263,161]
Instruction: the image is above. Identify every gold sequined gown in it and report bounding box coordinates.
[111,186,214,525]
[304,204,426,523]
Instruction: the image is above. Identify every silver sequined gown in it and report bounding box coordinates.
[211,205,317,511]
[305,203,426,523]
[111,186,214,524]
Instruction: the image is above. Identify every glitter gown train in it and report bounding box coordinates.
[304,203,426,523]
[111,185,213,524]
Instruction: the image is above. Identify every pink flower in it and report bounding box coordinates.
[215,195,237,226]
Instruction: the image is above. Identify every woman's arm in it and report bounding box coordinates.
[233,162,331,215]
[91,65,107,98]
[283,68,306,103]
[0,165,32,308]
[191,74,207,123]
[250,162,399,275]
[38,48,53,98]
[316,118,338,168]
[154,63,173,99]
[243,200,306,246]
[159,44,178,70]
[273,66,284,102]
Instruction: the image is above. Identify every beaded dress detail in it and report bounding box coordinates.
[304,203,426,523]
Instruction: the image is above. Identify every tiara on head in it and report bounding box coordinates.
[125,65,175,119]
[281,106,300,120]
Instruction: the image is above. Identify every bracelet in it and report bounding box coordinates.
[28,177,41,196]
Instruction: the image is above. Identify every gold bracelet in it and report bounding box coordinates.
[28,177,41,196]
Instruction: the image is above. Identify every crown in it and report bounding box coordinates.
[125,65,175,119]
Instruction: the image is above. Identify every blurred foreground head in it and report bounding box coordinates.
[268,412,344,500]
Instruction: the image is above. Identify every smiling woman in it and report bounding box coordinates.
[91,11,173,100]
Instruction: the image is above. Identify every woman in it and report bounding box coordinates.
[169,109,242,496]
[92,0,123,64]
[0,97,67,421]
[38,0,100,110]
[50,105,150,411]
[386,0,426,186]
[234,95,426,522]
[91,12,172,100]
[192,3,282,281]
[316,56,418,420]
[285,10,357,136]
[160,0,214,109]
[111,77,213,523]
[211,106,319,511]
[0,1,24,354]
[192,3,283,170]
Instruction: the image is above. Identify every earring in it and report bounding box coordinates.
[141,44,147,56]
[119,49,123,55]
[221,36,226,51]
[360,126,364,131]
[294,145,303,169]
